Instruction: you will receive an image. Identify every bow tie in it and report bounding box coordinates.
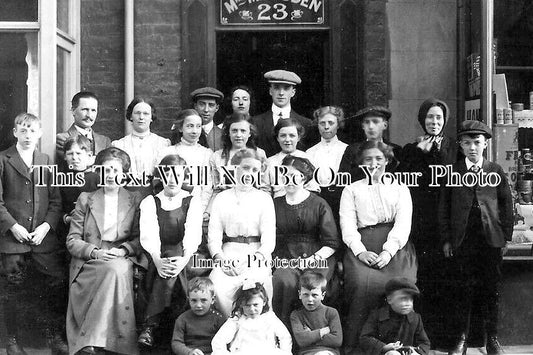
[469,165,480,173]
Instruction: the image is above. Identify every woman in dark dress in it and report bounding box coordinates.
[272,156,341,327]
[398,98,457,344]
[137,154,203,347]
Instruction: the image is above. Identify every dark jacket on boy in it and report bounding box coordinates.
[360,305,430,355]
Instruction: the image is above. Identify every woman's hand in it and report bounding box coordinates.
[164,256,189,278]
[221,257,245,277]
[153,257,177,279]
[372,251,392,269]
[93,249,121,261]
[382,341,402,352]
[357,251,379,267]
[416,136,434,152]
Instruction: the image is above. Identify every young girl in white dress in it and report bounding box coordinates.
[211,282,292,355]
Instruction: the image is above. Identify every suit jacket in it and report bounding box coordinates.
[360,306,430,355]
[205,125,223,152]
[438,159,513,249]
[66,188,147,284]
[56,124,112,161]
[0,145,62,253]
[251,110,316,157]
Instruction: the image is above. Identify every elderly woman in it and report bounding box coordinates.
[208,148,275,317]
[339,141,417,354]
[112,97,170,197]
[272,155,340,326]
[66,147,147,355]
[306,106,348,219]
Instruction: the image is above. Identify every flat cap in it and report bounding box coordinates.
[264,70,301,85]
[190,87,224,102]
[385,277,420,296]
[457,120,492,138]
[355,105,392,121]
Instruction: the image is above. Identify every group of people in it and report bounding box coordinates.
[0,69,513,355]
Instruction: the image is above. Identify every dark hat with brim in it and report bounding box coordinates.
[385,277,420,296]
[264,70,301,85]
[457,120,492,138]
[355,105,392,121]
[190,87,224,102]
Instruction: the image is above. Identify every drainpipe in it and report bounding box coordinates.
[124,0,134,135]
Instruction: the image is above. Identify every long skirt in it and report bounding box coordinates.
[66,258,139,355]
[343,224,417,353]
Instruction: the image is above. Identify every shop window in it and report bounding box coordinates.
[0,0,38,22]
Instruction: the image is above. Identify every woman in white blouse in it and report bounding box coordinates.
[208,148,275,317]
[339,140,417,353]
[112,98,170,197]
[306,106,348,219]
[266,118,319,198]
[137,154,203,347]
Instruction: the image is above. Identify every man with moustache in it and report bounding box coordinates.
[56,91,111,166]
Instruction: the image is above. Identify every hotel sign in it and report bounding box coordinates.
[220,0,325,25]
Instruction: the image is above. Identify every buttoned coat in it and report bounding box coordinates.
[360,306,430,355]
[66,188,147,284]
[438,159,513,249]
[0,145,62,253]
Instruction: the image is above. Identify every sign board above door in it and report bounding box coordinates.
[219,0,325,25]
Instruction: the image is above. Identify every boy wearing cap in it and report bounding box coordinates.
[338,106,403,181]
[191,87,224,151]
[251,69,315,157]
[438,120,513,355]
[360,277,430,355]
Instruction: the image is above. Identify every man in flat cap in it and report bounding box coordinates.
[251,70,314,157]
[191,87,224,151]
[338,105,403,181]
[439,120,512,355]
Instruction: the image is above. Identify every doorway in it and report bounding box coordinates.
[216,31,328,120]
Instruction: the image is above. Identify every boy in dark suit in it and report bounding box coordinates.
[439,120,513,355]
[360,277,430,355]
[251,69,315,157]
[0,113,67,354]
[191,87,224,152]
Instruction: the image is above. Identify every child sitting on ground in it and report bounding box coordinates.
[290,270,343,355]
[211,281,292,355]
[359,277,430,355]
[171,277,226,355]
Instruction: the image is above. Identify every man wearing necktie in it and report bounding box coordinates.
[439,120,513,355]
[56,91,111,167]
[251,70,315,157]
[191,87,224,152]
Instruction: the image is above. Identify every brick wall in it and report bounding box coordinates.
[364,0,389,107]
[81,0,181,141]
[81,0,125,140]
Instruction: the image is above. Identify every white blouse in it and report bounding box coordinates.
[306,136,348,184]
[266,150,320,198]
[139,190,203,258]
[208,187,275,259]
[112,132,170,176]
[339,179,412,257]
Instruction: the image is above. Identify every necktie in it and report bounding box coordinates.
[279,112,284,120]
[470,165,480,173]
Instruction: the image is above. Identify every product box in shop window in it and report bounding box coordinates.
[492,124,518,189]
